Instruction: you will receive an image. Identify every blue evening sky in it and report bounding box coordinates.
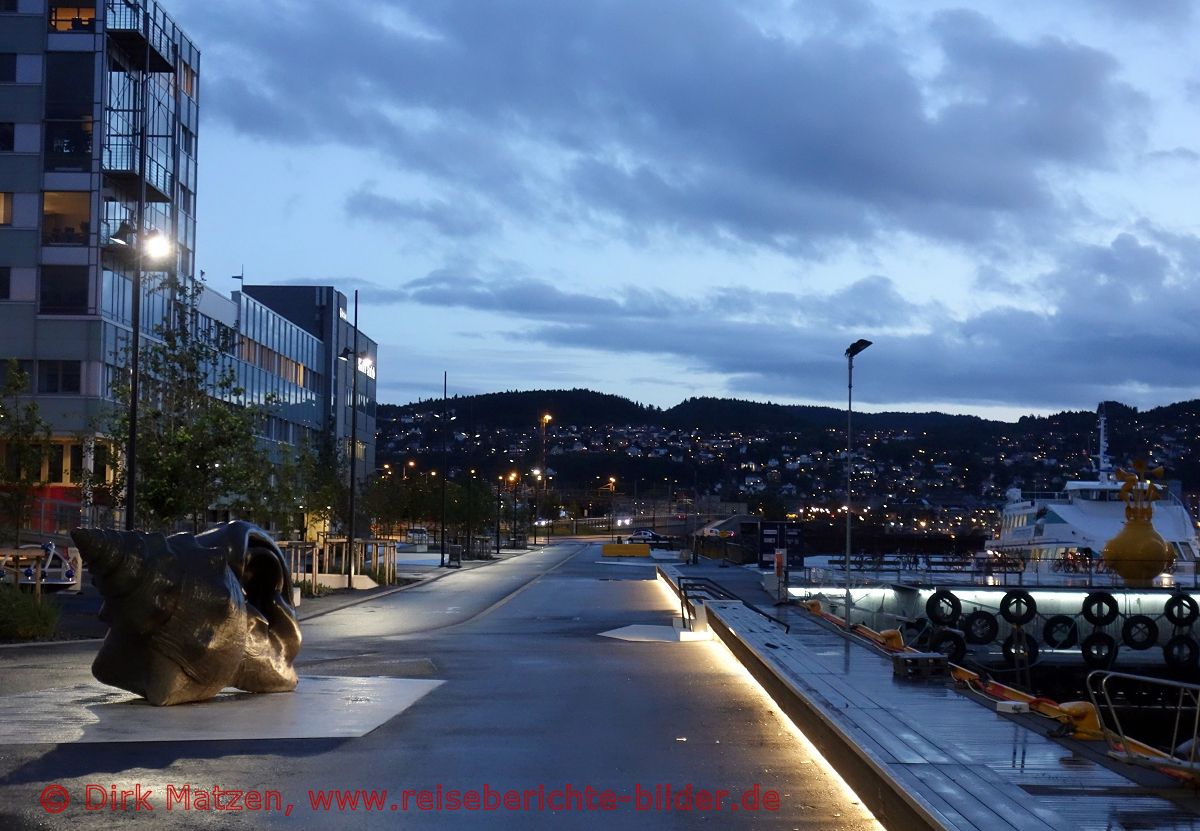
[165,0,1200,421]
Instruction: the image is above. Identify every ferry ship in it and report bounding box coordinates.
[986,408,1200,572]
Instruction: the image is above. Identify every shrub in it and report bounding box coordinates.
[0,584,60,641]
[295,579,333,598]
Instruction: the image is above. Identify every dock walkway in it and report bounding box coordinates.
[661,560,1200,831]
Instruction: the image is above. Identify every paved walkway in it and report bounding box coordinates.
[0,541,883,830]
[662,558,1200,831]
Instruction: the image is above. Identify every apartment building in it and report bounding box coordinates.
[0,1,376,534]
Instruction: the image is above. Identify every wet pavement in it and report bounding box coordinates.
[0,541,882,830]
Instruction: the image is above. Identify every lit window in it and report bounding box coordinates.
[42,191,91,245]
[48,4,96,32]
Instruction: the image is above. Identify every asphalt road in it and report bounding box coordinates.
[0,541,881,830]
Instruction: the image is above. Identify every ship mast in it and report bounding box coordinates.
[1094,405,1112,482]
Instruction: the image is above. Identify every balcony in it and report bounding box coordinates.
[105,1,174,73]
[102,140,171,203]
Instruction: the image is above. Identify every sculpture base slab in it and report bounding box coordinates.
[0,675,441,744]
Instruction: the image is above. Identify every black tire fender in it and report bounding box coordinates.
[1000,589,1037,626]
[930,629,967,664]
[1081,631,1118,669]
[925,590,961,626]
[1121,615,1159,651]
[1163,635,1200,671]
[962,610,999,645]
[1082,591,1119,626]
[1165,594,1199,627]
[1042,614,1079,649]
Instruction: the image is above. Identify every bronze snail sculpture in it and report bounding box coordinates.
[70,521,302,706]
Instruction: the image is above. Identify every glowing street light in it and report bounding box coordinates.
[844,338,872,620]
[109,224,171,530]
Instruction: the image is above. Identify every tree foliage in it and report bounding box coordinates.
[0,360,51,544]
[107,276,275,531]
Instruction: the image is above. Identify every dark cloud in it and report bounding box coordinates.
[390,228,1200,410]
[183,0,1144,255]
[344,186,495,238]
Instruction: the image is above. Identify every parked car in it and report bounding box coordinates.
[628,529,669,546]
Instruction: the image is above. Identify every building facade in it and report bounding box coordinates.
[240,285,378,492]
[0,1,376,535]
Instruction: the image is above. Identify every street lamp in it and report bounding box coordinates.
[437,371,455,567]
[608,476,617,540]
[531,468,542,546]
[508,471,518,545]
[540,413,552,544]
[844,338,872,621]
[495,475,503,558]
[110,224,171,530]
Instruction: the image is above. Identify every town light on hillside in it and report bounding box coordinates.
[844,339,872,620]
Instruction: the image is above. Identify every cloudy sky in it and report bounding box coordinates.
[165,0,1200,420]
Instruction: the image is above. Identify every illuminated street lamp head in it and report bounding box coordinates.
[109,224,171,262]
[845,339,872,359]
[143,231,172,262]
[542,414,552,424]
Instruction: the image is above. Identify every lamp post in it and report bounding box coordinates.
[539,413,551,545]
[439,371,451,567]
[495,476,503,558]
[337,289,362,579]
[844,338,872,621]
[110,225,170,530]
[608,476,617,540]
[508,472,518,544]
[531,468,542,546]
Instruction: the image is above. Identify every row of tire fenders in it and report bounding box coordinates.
[920,588,1200,671]
[800,595,1197,778]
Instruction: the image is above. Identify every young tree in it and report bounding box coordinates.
[0,360,51,545]
[107,276,275,531]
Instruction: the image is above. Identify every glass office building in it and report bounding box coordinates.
[0,1,375,534]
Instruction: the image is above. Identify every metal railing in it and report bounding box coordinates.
[1086,670,1200,776]
[811,553,1199,591]
[678,576,790,633]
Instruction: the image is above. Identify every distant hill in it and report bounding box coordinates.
[383,389,1200,457]
[380,388,661,430]
[384,389,1009,435]
[379,389,1200,489]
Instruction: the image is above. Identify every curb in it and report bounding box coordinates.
[296,548,535,621]
[656,565,945,831]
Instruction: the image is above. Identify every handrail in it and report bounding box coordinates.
[679,576,790,633]
[1086,669,1200,778]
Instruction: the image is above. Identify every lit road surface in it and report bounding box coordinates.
[0,542,882,830]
